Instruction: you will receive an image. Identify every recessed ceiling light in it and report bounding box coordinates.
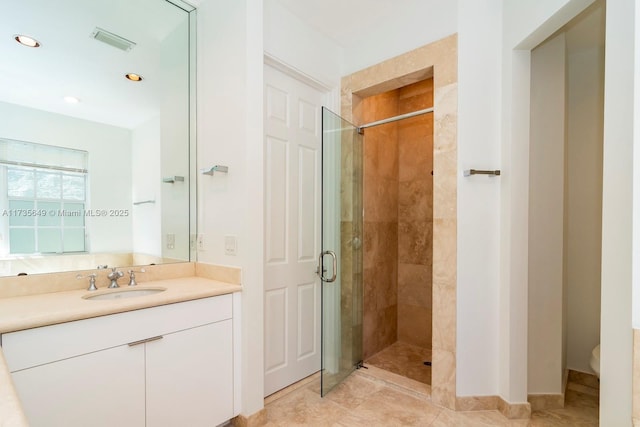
[125,73,143,82]
[14,35,40,48]
[64,96,80,104]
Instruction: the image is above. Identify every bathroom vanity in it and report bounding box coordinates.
[0,274,241,427]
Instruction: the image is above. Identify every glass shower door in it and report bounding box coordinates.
[319,107,363,396]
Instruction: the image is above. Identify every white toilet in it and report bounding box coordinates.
[589,344,600,378]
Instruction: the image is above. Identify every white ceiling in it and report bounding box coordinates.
[273,0,403,48]
[0,0,188,129]
[271,0,458,74]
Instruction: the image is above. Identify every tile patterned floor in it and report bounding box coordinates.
[365,341,432,385]
[263,372,600,426]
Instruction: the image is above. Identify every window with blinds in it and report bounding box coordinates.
[0,138,88,254]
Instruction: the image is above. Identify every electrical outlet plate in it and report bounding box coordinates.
[224,235,237,256]
[197,234,205,251]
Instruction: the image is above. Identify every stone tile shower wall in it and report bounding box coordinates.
[362,79,434,360]
[362,91,399,360]
[342,34,458,409]
[397,80,434,349]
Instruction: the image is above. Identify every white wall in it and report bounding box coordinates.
[565,37,604,373]
[634,0,640,332]
[132,116,161,256]
[196,0,264,416]
[263,0,343,88]
[456,0,502,397]
[600,0,635,424]
[528,32,566,395]
[0,101,133,254]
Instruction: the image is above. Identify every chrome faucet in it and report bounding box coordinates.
[107,268,124,288]
[77,273,98,291]
[127,268,146,286]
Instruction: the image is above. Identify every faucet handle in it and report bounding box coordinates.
[127,268,146,286]
[77,273,98,291]
[107,268,124,288]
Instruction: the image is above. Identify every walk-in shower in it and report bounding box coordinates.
[358,78,434,385]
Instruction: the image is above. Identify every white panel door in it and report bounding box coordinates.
[264,65,323,396]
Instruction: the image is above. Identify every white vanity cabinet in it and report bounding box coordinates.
[0,293,237,427]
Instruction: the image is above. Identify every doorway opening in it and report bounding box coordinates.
[527,0,604,416]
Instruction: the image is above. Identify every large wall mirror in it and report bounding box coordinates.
[0,0,196,277]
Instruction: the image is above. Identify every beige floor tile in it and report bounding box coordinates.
[266,388,349,426]
[349,387,441,426]
[432,410,530,427]
[330,411,387,427]
[324,374,385,410]
[265,369,599,427]
[529,390,598,426]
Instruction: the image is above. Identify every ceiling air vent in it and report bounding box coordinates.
[91,27,136,52]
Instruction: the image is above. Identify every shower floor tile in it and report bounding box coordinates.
[365,341,432,385]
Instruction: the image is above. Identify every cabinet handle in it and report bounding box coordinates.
[128,335,163,347]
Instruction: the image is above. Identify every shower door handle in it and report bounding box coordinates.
[317,250,337,283]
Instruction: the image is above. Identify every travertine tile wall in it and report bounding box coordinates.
[362,91,399,360]
[397,79,434,349]
[361,80,433,359]
[342,34,457,409]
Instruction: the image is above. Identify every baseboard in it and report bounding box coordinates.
[455,395,531,419]
[455,395,500,411]
[231,409,267,427]
[528,393,565,411]
[527,369,566,411]
[497,398,532,419]
[634,329,640,422]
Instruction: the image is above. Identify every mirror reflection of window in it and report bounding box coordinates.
[0,138,88,256]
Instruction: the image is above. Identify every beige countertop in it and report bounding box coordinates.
[0,276,241,334]
[0,275,241,427]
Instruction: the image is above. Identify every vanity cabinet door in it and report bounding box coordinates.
[145,319,234,427]
[11,343,145,427]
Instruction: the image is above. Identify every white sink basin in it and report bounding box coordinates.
[83,287,166,301]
